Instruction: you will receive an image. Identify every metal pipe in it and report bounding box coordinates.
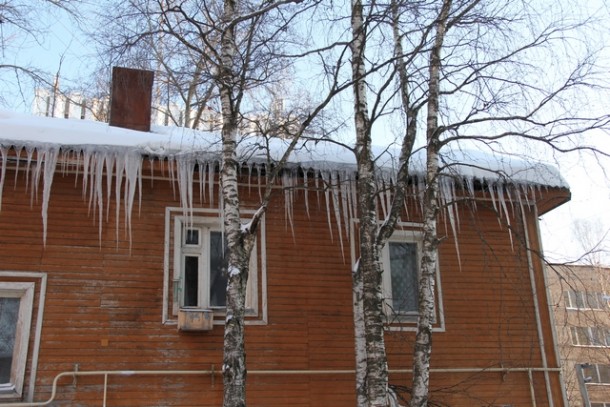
[529,369,538,407]
[534,205,570,407]
[0,366,563,407]
[521,205,554,406]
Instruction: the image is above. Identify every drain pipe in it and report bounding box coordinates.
[521,204,554,406]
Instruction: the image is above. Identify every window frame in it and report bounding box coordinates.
[585,364,610,385]
[0,282,35,399]
[173,217,257,313]
[381,229,424,321]
[348,220,445,332]
[570,326,610,347]
[163,208,267,326]
[564,290,607,310]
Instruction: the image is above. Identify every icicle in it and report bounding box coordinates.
[440,178,461,271]
[177,156,195,219]
[114,154,126,246]
[315,171,321,209]
[330,171,344,259]
[339,172,350,237]
[24,147,34,195]
[94,151,105,243]
[123,153,142,248]
[282,171,295,237]
[11,147,20,188]
[323,171,333,242]
[496,185,513,249]
[208,161,215,207]
[303,171,310,219]
[40,146,59,245]
[0,147,6,212]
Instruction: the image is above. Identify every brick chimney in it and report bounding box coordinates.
[109,67,154,132]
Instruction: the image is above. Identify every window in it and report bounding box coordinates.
[163,210,267,325]
[570,326,610,347]
[382,239,420,315]
[584,364,610,384]
[178,225,229,309]
[173,218,257,312]
[564,290,608,310]
[0,282,34,399]
[380,228,442,327]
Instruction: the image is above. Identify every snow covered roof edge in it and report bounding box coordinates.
[0,110,568,189]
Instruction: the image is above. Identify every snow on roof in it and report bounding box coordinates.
[0,110,568,188]
[0,110,569,246]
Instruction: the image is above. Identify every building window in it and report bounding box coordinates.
[178,225,228,309]
[171,216,258,316]
[380,229,442,325]
[0,282,34,399]
[570,326,610,347]
[163,209,268,326]
[584,364,610,384]
[564,290,608,310]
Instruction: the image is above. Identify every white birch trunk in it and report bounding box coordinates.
[219,1,251,406]
[410,1,451,406]
[351,1,391,406]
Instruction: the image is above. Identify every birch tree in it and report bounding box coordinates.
[90,1,351,405]
[350,0,610,405]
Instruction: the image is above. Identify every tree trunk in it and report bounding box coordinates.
[219,0,250,406]
[410,1,451,406]
[351,1,391,406]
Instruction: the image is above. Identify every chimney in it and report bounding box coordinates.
[109,67,154,132]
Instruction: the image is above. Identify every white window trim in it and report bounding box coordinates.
[173,217,257,312]
[564,290,608,311]
[381,229,423,320]
[349,220,445,332]
[0,282,34,400]
[163,208,267,326]
[570,326,610,347]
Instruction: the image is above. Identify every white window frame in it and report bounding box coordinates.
[564,290,608,310]
[163,208,267,326]
[570,326,610,347]
[173,217,257,313]
[0,282,35,399]
[381,229,424,321]
[584,364,610,385]
[349,220,445,332]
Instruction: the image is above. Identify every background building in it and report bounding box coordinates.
[547,264,610,407]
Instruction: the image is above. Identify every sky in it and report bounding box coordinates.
[1,0,610,266]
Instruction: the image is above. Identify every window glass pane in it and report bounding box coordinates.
[576,327,590,345]
[389,242,418,313]
[590,328,604,346]
[599,365,610,384]
[584,365,599,383]
[575,292,586,309]
[0,297,19,385]
[587,292,601,309]
[184,256,199,307]
[209,231,227,307]
[563,292,572,308]
[185,229,199,245]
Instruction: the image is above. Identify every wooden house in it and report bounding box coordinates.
[0,100,571,406]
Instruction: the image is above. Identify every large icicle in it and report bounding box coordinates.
[0,147,6,212]
[40,146,59,244]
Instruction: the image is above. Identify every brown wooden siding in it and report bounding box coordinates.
[0,165,566,406]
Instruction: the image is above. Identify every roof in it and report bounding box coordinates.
[0,110,568,189]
